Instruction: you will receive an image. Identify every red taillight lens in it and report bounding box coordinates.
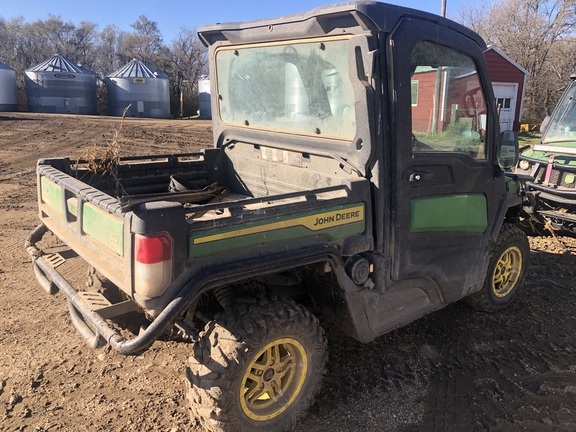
[136,233,173,264]
[134,233,174,298]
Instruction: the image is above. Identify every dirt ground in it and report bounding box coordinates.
[1,112,576,432]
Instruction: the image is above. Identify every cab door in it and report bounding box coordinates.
[388,19,505,302]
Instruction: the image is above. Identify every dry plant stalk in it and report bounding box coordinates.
[543,218,568,253]
[79,104,132,195]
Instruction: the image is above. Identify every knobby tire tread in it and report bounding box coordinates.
[186,295,327,432]
[466,223,529,312]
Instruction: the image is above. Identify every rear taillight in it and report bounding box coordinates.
[134,233,173,298]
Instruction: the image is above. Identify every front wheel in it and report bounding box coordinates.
[186,295,327,432]
[466,224,529,312]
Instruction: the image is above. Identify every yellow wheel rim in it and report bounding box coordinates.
[492,246,523,298]
[239,337,307,421]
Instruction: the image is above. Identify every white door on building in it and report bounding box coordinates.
[492,82,518,131]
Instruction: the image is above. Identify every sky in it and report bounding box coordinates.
[0,0,465,44]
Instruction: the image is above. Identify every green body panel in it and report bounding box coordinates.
[521,148,576,166]
[410,194,487,233]
[189,204,365,258]
[40,177,64,216]
[82,203,124,256]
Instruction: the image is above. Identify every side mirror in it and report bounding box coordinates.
[498,130,519,170]
[540,115,551,134]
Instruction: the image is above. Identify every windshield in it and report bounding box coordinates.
[542,80,576,144]
[215,37,356,140]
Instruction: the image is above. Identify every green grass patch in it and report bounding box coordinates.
[518,132,541,147]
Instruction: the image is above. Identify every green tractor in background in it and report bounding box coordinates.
[516,72,576,234]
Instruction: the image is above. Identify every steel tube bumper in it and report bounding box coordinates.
[26,223,172,354]
[26,223,341,355]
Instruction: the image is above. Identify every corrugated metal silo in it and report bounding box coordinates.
[24,54,97,115]
[198,75,211,119]
[106,59,170,118]
[0,62,18,112]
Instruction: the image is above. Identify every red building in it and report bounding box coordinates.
[484,45,529,132]
[412,68,486,135]
[410,46,529,134]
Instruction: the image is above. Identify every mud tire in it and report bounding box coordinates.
[186,295,327,432]
[466,223,529,312]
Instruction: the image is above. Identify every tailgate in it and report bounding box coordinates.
[37,163,131,292]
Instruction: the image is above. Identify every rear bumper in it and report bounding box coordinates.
[26,223,345,354]
[25,223,181,354]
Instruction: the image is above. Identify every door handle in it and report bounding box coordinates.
[404,170,434,182]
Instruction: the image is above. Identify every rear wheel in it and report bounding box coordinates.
[466,224,529,311]
[186,295,327,432]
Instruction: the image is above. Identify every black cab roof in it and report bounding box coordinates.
[198,1,486,49]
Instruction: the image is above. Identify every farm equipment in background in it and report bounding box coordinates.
[516,72,576,234]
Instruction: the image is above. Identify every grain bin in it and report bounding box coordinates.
[24,54,97,115]
[106,59,170,118]
[198,75,211,119]
[0,62,18,112]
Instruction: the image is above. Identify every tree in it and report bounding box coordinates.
[39,15,98,67]
[459,0,576,122]
[0,18,19,65]
[119,15,164,65]
[93,24,126,77]
[168,27,209,116]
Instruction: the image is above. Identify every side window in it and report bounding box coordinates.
[496,97,511,110]
[410,41,487,159]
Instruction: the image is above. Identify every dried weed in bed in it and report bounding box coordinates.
[78,104,131,196]
[84,104,131,176]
